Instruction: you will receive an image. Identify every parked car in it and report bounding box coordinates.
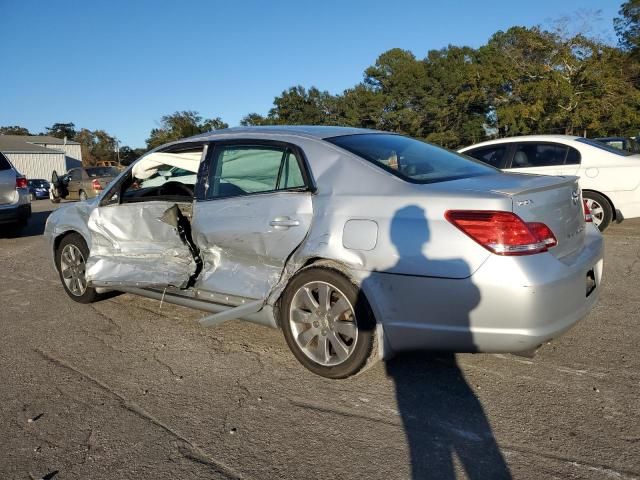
[459,135,640,231]
[27,179,50,201]
[50,166,119,203]
[0,151,31,229]
[593,137,640,154]
[45,126,603,378]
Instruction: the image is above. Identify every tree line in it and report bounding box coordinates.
[2,1,639,164]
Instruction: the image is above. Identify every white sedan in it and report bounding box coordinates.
[459,135,640,230]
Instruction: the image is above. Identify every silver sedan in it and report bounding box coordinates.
[44,126,604,378]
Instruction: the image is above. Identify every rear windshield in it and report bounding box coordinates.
[0,152,12,171]
[577,138,633,157]
[85,167,119,177]
[28,179,49,187]
[327,134,496,183]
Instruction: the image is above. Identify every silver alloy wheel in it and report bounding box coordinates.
[289,281,358,367]
[585,198,604,228]
[79,191,88,201]
[60,244,87,296]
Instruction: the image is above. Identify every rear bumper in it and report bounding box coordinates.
[360,225,604,354]
[608,189,640,220]
[0,203,31,225]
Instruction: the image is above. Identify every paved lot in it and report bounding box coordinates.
[1,200,639,479]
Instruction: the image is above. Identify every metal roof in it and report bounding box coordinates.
[0,135,76,154]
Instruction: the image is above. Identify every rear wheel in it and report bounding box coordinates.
[55,233,100,303]
[79,190,88,201]
[584,191,613,232]
[280,267,376,379]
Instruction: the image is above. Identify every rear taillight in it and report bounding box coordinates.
[91,179,103,191]
[15,177,27,189]
[583,199,593,223]
[445,210,557,256]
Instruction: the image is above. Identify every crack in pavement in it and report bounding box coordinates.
[35,348,245,480]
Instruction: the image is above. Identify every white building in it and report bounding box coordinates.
[0,135,83,180]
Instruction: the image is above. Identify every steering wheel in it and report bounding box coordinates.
[158,181,194,197]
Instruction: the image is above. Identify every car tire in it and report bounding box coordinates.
[55,233,100,304]
[79,190,88,202]
[280,267,376,379]
[584,191,613,232]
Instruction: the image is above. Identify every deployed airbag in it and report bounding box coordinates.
[132,151,201,179]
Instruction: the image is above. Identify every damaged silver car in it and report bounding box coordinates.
[45,126,604,378]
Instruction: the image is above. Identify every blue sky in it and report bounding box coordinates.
[0,1,620,148]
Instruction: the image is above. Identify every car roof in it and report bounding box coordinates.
[187,125,386,142]
[459,134,581,151]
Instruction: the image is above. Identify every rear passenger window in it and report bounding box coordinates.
[465,146,509,168]
[0,153,12,171]
[566,147,581,164]
[511,143,568,168]
[207,146,306,199]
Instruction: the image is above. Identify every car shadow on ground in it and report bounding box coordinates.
[361,205,511,479]
[0,204,55,239]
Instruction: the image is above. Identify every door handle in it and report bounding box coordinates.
[270,216,300,228]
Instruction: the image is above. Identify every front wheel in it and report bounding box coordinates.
[584,191,613,232]
[280,267,376,379]
[55,233,100,303]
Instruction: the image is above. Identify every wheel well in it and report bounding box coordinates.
[53,230,82,260]
[274,257,374,327]
[583,189,617,220]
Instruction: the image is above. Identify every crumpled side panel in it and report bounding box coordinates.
[85,202,195,288]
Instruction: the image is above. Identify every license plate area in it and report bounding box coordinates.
[586,268,596,297]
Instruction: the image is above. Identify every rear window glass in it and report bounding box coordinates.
[465,146,509,168]
[0,152,12,171]
[28,179,49,187]
[327,134,496,183]
[577,138,633,157]
[86,167,119,177]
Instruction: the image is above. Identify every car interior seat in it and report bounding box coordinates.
[513,150,529,167]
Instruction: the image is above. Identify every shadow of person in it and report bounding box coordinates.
[363,205,511,479]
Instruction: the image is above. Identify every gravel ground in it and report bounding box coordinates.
[0,200,638,480]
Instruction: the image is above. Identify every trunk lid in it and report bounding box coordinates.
[428,172,587,259]
[509,175,585,259]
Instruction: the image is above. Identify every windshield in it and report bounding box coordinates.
[86,167,119,177]
[28,179,49,187]
[327,134,496,183]
[577,138,634,157]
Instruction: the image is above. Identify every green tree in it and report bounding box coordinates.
[74,128,119,165]
[263,86,341,125]
[240,112,272,126]
[0,125,32,135]
[615,0,640,57]
[118,146,147,165]
[146,111,228,149]
[479,26,640,138]
[45,122,76,139]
